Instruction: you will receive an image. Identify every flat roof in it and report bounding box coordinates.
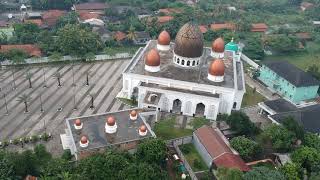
[125,40,236,89]
[264,98,297,113]
[67,109,154,152]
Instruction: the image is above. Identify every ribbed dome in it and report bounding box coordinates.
[130,110,137,117]
[174,23,204,58]
[158,30,171,45]
[80,136,88,144]
[209,59,225,76]
[139,125,147,132]
[212,37,225,52]
[145,49,160,66]
[106,116,116,126]
[75,119,81,126]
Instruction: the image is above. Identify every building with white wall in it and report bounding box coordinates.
[118,22,245,120]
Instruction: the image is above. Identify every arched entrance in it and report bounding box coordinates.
[195,103,205,117]
[172,99,182,114]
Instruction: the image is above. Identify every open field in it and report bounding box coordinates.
[0,59,131,144]
[154,117,193,140]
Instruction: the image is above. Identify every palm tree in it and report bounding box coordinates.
[53,72,62,87]
[127,25,136,43]
[17,94,31,113]
[26,72,33,88]
[85,71,91,86]
[89,93,94,109]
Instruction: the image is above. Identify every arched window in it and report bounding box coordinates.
[187,61,190,66]
[192,61,195,66]
[177,58,180,64]
[181,59,185,65]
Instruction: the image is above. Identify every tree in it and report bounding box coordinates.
[279,162,301,180]
[0,152,15,179]
[216,167,244,180]
[34,144,52,167]
[53,72,62,87]
[226,111,258,136]
[17,94,31,113]
[55,12,78,29]
[265,34,299,53]
[126,25,136,44]
[230,136,261,161]
[56,24,103,59]
[120,162,168,180]
[26,72,33,88]
[307,65,320,80]
[291,146,320,173]
[259,124,295,152]
[243,166,286,180]
[136,139,167,164]
[243,35,265,60]
[282,116,305,140]
[5,49,28,64]
[303,132,320,150]
[13,23,40,44]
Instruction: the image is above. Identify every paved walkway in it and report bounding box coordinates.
[0,60,132,154]
[244,73,280,100]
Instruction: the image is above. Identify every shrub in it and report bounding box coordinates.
[230,136,261,161]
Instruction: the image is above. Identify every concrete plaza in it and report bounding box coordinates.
[0,59,131,143]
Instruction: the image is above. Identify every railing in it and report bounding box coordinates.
[241,53,260,69]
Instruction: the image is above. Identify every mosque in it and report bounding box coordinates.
[118,22,245,120]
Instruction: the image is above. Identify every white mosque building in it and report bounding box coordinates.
[118,22,245,120]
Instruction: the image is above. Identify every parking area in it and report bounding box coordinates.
[0,59,131,145]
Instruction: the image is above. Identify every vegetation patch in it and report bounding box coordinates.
[180,143,207,172]
[242,84,266,107]
[154,117,193,140]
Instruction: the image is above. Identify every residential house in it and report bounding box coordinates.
[157,16,174,24]
[73,3,108,14]
[258,61,319,104]
[92,26,112,42]
[113,31,127,42]
[210,23,236,31]
[199,25,208,34]
[23,12,43,26]
[158,8,182,15]
[193,125,251,171]
[251,23,268,33]
[258,98,320,134]
[295,32,312,41]
[0,44,42,57]
[133,31,151,45]
[42,10,66,28]
[313,21,320,27]
[300,2,314,11]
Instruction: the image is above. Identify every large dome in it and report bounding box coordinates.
[174,23,204,58]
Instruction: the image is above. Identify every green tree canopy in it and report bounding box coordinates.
[226,111,258,136]
[216,167,244,180]
[136,139,167,164]
[291,146,320,173]
[303,132,320,150]
[243,166,286,180]
[279,162,301,180]
[13,23,40,44]
[230,136,262,161]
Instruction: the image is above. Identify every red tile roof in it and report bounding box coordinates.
[74,3,108,11]
[300,2,314,9]
[214,153,251,171]
[42,10,66,27]
[25,19,43,26]
[199,25,208,33]
[251,23,268,32]
[0,44,42,57]
[113,31,127,41]
[210,23,235,31]
[195,126,250,171]
[79,11,100,21]
[157,16,174,24]
[159,8,182,15]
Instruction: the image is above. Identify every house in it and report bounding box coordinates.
[157,16,174,24]
[83,18,105,26]
[258,61,319,104]
[251,23,268,33]
[92,26,112,42]
[295,32,312,41]
[0,44,42,57]
[313,21,320,27]
[42,10,66,28]
[210,23,236,31]
[199,25,208,34]
[113,31,127,42]
[78,11,101,21]
[60,109,156,160]
[258,98,320,134]
[73,3,108,14]
[300,2,314,11]
[193,126,250,171]
[0,21,9,28]
[23,12,43,26]
[158,8,182,15]
[133,31,151,45]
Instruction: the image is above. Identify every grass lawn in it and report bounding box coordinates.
[117,97,137,107]
[180,143,208,172]
[154,117,193,140]
[242,84,266,107]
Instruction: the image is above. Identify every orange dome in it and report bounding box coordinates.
[212,37,225,53]
[75,119,81,126]
[130,110,137,117]
[139,125,147,132]
[145,49,160,66]
[106,116,116,126]
[80,136,88,144]
[158,30,171,45]
[209,59,225,76]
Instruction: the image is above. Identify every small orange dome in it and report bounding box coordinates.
[158,30,171,45]
[80,136,88,144]
[75,119,81,126]
[209,59,225,76]
[130,110,137,117]
[106,116,116,126]
[145,49,160,66]
[212,37,225,53]
[139,125,147,132]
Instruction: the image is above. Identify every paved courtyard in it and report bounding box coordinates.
[0,59,131,143]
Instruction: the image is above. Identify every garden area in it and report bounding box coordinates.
[180,143,208,172]
[242,85,266,107]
